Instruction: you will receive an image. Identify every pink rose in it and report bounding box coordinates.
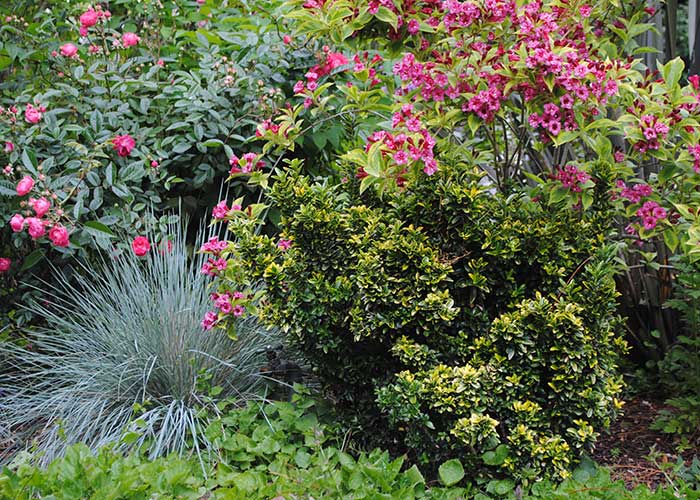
[132,236,150,256]
[29,197,51,217]
[16,176,35,196]
[26,217,46,240]
[80,26,88,37]
[79,8,99,29]
[122,32,140,48]
[0,258,10,273]
[24,104,43,124]
[4,141,14,153]
[283,35,292,44]
[49,224,70,247]
[112,134,136,157]
[60,43,79,58]
[10,214,25,232]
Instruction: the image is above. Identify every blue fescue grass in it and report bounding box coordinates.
[0,221,280,466]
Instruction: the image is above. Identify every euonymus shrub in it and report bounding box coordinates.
[206,160,627,481]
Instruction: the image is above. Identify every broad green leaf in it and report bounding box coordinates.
[83,221,116,238]
[438,459,464,486]
[20,248,45,272]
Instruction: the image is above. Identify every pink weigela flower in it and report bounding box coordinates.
[212,201,230,219]
[201,311,218,330]
[200,236,228,255]
[637,200,667,230]
[554,165,590,193]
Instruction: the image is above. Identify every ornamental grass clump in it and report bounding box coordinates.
[0,223,280,466]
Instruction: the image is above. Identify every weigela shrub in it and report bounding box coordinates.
[259,0,700,264]
[205,0,700,483]
[206,160,627,480]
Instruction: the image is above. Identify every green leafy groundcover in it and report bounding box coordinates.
[1,396,697,499]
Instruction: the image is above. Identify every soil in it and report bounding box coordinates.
[592,396,699,489]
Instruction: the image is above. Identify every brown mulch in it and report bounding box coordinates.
[592,396,700,489]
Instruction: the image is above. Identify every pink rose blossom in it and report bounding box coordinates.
[49,224,70,247]
[79,8,99,29]
[29,197,51,217]
[24,104,43,124]
[16,176,35,196]
[283,35,292,44]
[122,32,140,48]
[112,134,136,157]
[0,258,10,273]
[26,217,46,240]
[132,236,151,256]
[10,214,25,232]
[60,43,79,58]
[4,141,14,153]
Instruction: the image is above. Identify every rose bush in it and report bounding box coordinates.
[0,0,318,327]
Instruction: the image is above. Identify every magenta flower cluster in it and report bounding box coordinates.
[554,164,590,192]
[636,201,667,230]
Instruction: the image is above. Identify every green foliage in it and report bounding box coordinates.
[0,396,446,499]
[0,220,281,465]
[1,397,698,499]
[652,257,700,439]
[216,159,627,481]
